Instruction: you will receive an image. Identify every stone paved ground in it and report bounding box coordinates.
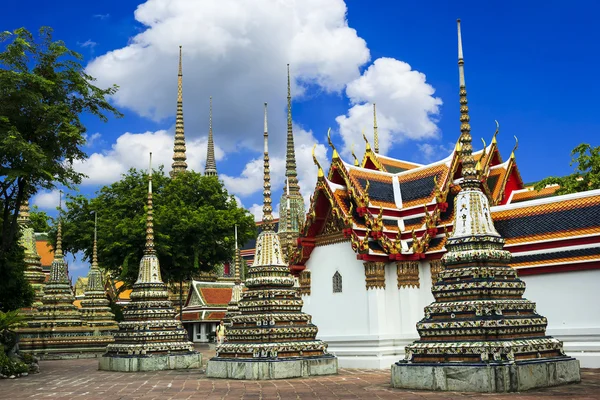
[1,346,599,400]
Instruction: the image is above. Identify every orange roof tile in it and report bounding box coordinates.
[199,287,232,306]
[206,312,226,321]
[118,289,132,300]
[73,300,82,309]
[493,194,600,220]
[510,186,560,204]
[35,240,53,267]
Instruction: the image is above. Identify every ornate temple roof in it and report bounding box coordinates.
[181,280,236,322]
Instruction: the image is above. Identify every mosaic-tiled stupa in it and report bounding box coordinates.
[99,153,201,372]
[17,201,113,359]
[17,200,46,314]
[80,212,118,332]
[207,103,337,380]
[391,20,581,392]
[223,228,243,327]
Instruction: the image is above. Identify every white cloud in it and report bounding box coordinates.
[84,132,102,147]
[78,39,98,50]
[74,130,224,185]
[248,203,280,223]
[85,0,370,153]
[336,57,442,157]
[417,142,455,163]
[31,190,61,210]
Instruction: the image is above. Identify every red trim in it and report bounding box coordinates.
[356,253,388,262]
[517,261,600,276]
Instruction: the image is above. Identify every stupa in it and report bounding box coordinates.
[391,20,581,392]
[17,200,46,314]
[17,195,114,359]
[79,212,118,333]
[223,226,243,326]
[99,153,201,372]
[206,103,337,380]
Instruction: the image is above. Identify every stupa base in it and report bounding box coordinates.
[391,357,580,393]
[98,352,202,372]
[206,355,338,380]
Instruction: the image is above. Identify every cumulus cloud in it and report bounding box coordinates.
[74,130,224,185]
[85,0,370,154]
[31,189,61,210]
[417,142,455,163]
[335,57,442,157]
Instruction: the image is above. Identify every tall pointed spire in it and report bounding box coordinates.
[92,211,98,269]
[456,19,477,188]
[171,46,188,177]
[262,102,274,231]
[18,198,45,310]
[373,103,379,154]
[145,152,155,256]
[55,191,64,259]
[285,64,299,192]
[204,96,218,177]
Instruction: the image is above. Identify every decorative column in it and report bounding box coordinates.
[429,259,444,285]
[298,269,311,296]
[396,261,420,288]
[364,261,386,290]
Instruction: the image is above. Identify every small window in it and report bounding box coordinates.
[333,271,342,293]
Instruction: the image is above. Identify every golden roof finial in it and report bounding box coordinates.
[456,19,477,187]
[510,135,519,160]
[326,128,339,159]
[481,138,487,159]
[492,120,500,144]
[362,128,371,151]
[171,45,188,177]
[262,103,274,231]
[373,103,379,154]
[312,144,324,178]
[145,152,156,254]
[351,143,359,166]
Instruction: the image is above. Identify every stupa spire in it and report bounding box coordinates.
[262,102,274,231]
[145,152,155,256]
[55,191,64,259]
[373,103,379,154]
[171,46,188,177]
[285,64,299,192]
[92,211,98,269]
[456,19,477,188]
[204,96,218,176]
[18,198,46,310]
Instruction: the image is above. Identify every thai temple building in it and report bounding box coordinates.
[17,201,114,359]
[262,25,600,371]
[99,153,201,372]
[206,103,337,380]
[390,20,580,392]
[18,200,46,316]
[79,213,118,333]
[278,65,305,261]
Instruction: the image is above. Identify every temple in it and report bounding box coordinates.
[206,103,338,380]
[17,195,114,359]
[278,65,305,260]
[99,153,201,372]
[271,23,600,370]
[389,20,580,392]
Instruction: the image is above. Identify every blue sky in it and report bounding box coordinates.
[2,0,599,277]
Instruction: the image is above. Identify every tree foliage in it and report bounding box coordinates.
[0,26,121,309]
[29,205,51,233]
[534,144,600,195]
[54,168,256,285]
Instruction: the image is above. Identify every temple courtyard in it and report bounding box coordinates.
[0,346,598,399]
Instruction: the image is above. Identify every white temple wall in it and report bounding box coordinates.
[304,242,370,336]
[520,269,600,368]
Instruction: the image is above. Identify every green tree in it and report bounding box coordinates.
[534,144,600,195]
[0,26,122,309]
[54,168,256,286]
[29,205,51,233]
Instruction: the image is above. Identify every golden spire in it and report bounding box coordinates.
[205,96,218,177]
[145,152,156,254]
[510,135,519,160]
[55,190,64,258]
[312,144,324,177]
[362,129,372,151]
[492,120,500,144]
[171,46,188,177]
[262,103,274,231]
[373,103,379,154]
[234,224,241,281]
[457,19,477,188]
